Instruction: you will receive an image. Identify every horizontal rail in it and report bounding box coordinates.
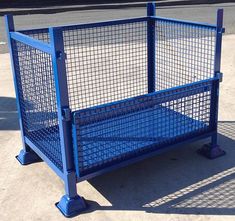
[10,31,52,54]
[152,16,218,29]
[18,17,148,34]
[17,15,224,36]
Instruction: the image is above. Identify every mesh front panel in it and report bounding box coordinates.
[12,39,63,171]
[74,81,212,175]
[155,19,216,90]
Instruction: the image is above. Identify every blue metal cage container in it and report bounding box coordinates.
[5,3,225,217]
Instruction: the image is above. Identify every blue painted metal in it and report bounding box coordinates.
[74,79,213,126]
[19,17,148,34]
[147,2,156,93]
[73,79,213,176]
[152,16,218,29]
[76,131,215,182]
[10,32,52,54]
[5,14,42,164]
[5,5,225,217]
[49,27,87,216]
[198,9,225,159]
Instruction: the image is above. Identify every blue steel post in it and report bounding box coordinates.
[198,9,225,159]
[147,2,156,93]
[4,15,41,164]
[49,27,86,217]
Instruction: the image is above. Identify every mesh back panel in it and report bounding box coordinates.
[155,19,216,90]
[22,21,148,111]
[12,39,63,171]
[62,21,148,111]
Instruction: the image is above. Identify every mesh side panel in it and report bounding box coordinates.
[62,21,148,111]
[12,39,63,171]
[155,19,216,90]
[74,81,212,175]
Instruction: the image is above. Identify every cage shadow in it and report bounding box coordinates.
[0,96,19,130]
[87,121,235,215]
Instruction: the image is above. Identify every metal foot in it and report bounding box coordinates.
[197,143,226,159]
[16,149,42,165]
[56,195,87,217]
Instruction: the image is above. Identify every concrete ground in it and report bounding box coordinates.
[0,35,235,221]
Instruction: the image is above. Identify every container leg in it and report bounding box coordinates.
[197,133,225,159]
[56,171,87,217]
[16,144,42,165]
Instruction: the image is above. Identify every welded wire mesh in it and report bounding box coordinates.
[74,81,212,175]
[62,21,148,111]
[12,39,63,171]
[155,19,216,90]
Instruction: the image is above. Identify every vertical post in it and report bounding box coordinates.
[5,15,41,164]
[210,9,223,145]
[147,2,156,93]
[49,27,86,217]
[198,9,225,159]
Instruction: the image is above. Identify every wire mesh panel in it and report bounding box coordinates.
[12,39,63,171]
[62,20,148,111]
[155,19,216,90]
[73,81,212,176]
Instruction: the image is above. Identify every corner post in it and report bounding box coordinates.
[5,14,41,164]
[147,2,156,93]
[49,27,86,217]
[197,9,225,159]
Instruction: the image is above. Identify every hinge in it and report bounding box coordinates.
[215,72,223,82]
[62,107,71,121]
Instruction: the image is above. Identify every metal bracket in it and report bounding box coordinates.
[56,51,67,60]
[62,108,71,121]
[215,72,223,82]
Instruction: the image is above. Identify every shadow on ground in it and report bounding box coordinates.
[0,96,19,130]
[87,121,235,215]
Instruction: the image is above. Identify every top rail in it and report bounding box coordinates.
[151,16,222,30]
[19,16,148,34]
[10,31,52,54]
[18,15,224,36]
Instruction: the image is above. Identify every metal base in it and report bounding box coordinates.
[197,143,226,159]
[56,195,87,218]
[16,149,42,165]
